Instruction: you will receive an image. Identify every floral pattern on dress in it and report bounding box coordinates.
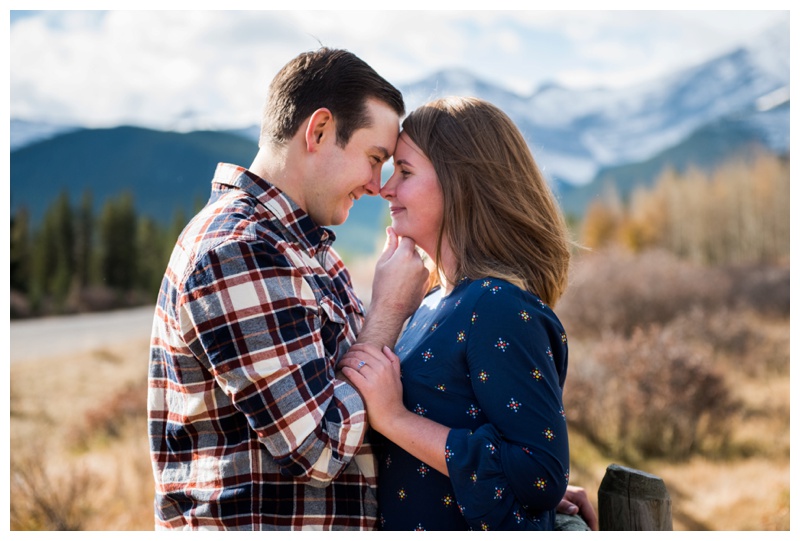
[376,278,569,531]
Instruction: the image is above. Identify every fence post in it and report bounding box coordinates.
[598,463,672,530]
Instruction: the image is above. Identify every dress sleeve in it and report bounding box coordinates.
[444,284,569,530]
[178,239,366,488]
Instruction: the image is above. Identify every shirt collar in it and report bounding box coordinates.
[211,162,336,256]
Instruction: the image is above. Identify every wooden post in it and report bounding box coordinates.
[598,463,672,531]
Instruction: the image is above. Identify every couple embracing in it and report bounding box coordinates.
[147,47,596,531]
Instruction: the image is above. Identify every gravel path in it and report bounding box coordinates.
[10,305,156,363]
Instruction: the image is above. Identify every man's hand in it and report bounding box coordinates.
[356,227,429,348]
[557,485,598,530]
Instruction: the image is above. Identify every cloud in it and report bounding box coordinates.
[9,9,787,130]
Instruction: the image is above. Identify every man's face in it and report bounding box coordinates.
[306,99,400,226]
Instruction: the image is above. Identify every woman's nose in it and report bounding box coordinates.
[380,173,397,199]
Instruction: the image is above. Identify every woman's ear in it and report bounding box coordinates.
[304,108,334,152]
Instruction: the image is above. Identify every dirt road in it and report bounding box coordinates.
[10,305,156,363]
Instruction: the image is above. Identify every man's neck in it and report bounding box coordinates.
[249,143,305,210]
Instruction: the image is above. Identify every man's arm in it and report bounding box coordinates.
[179,238,369,487]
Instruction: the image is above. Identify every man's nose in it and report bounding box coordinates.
[364,167,382,196]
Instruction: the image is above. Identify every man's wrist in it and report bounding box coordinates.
[357,309,406,349]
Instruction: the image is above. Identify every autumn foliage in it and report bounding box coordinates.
[579,152,789,265]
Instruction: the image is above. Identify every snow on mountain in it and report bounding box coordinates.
[11,21,787,190]
[398,20,789,186]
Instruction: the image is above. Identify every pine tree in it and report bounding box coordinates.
[135,216,167,298]
[97,192,138,294]
[10,206,31,294]
[29,192,75,311]
[75,190,94,288]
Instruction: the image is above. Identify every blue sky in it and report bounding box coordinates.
[7,5,791,131]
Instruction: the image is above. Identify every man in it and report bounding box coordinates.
[148,47,429,530]
[148,47,597,531]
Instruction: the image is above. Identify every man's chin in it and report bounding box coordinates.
[330,211,348,227]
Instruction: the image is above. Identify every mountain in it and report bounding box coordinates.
[557,101,789,217]
[405,21,789,189]
[10,125,389,258]
[11,126,257,223]
[10,119,80,151]
[205,21,789,212]
[10,20,789,245]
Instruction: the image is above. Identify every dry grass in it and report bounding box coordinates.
[560,249,789,531]
[10,337,155,531]
[9,250,790,531]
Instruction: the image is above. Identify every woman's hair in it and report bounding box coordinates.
[401,96,571,306]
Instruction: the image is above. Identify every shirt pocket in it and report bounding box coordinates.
[317,293,351,359]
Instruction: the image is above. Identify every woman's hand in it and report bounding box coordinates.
[339,343,407,433]
[340,343,451,476]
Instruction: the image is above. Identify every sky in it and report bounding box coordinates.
[6,4,791,133]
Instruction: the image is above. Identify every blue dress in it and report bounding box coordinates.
[375,277,570,531]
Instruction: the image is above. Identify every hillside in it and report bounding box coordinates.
[557,102,789,216]
[10,126,389,257]
[11,126,256,222]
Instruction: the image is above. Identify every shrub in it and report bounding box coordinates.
[665,306,789,377]
[565,325,739,461]
[10,454,96,530]
[72,381,147,449]
[558,248,731,338]
[722,264,790,318]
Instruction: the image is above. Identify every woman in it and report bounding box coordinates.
[341,97,575,531]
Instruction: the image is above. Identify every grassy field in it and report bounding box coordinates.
[9,250,790,531]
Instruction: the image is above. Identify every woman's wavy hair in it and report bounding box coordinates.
[402,96,571,306]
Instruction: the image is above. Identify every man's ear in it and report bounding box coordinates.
[304,108,334,152]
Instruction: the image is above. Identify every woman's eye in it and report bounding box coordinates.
[400,169,411,177]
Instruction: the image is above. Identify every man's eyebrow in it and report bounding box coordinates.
[372,146,390,161]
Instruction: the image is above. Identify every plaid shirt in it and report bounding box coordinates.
[148,163,376,530]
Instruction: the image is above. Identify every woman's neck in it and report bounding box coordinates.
[436,242,458,296]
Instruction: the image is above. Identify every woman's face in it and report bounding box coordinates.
[380,133,444,258]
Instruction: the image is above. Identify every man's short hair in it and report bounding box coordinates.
[260,47,405,148]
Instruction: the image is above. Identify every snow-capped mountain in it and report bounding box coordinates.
[399,20,789,186]
[11,20,788,192]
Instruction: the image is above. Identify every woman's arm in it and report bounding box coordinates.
[339,343,451,475]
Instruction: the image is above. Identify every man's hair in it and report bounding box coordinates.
[260,47,405,148]
[402,97,572,307]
